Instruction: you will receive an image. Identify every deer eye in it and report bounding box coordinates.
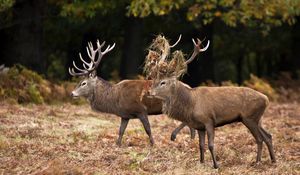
[81,81,87,86]
[160,81,166,86]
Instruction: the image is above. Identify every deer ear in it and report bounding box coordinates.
[170,76,177,82]
[89,71,97,78]
[170,77,177,87]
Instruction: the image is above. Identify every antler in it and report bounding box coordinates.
[159,34,182,63]
[145,34,209,80]
[170,34,182,48]
[69,39,115,76]
[185,38,210,64]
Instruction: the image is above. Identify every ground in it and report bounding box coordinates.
[0,102,299,175]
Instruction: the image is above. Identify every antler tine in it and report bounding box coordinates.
[69,54,90,76]
[200,40,210,52]
[69,39,115,77]
[69,67,87,76]
[92,42,116,68]
[192,38,197,46]
[72,61,87,72]
[87,42,97,61]
[88,41,94,50]
[68,67,76,76]
[82,63,88,70]
[97,40,106,48]
[68,67,74,76]
[86,46,91,59]
[79,53,91,67]
[185,38,210,64]
[170,34,182,48]
[103,43,116,54]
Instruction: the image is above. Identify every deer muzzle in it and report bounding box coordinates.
[71,91,79,98]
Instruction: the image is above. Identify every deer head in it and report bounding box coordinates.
[149,37,210,98]
[69,39,115,98]
[149,77,178,99]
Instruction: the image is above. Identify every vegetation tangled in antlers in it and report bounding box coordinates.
[143,35,187,80]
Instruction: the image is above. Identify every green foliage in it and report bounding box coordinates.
[27,84,44,104]
[47,52,67,80]
[243,74,278,101]
[59,0,124,22]
[19,65,44,83]
[128,0,185,17]
[220,80,238,87]
[60,0,104,21]
[7,64,38,80]
[126,0,299,29]
[199,74,278,101]
[0,65,80,104]
[0,0,14,12]
[188,0,300,29]
[0,65,45,104]
[0,0,298,88]
[200,80,238,87]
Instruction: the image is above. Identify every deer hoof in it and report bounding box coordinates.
[171,134,176,141]
[150,139,155,146]
[116,140,122,147]
[213,164,219,169]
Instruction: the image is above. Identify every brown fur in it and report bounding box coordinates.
[71,77,195,145]
[164,83,268,129]
[69,38,195,145]
[150,78,276,168]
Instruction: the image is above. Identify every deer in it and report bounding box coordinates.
[69,38,195,146]
[148,38,276,168]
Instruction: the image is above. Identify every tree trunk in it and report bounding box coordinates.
[291,17,300,77]
[120,17,144,79]
[1,0,45,73]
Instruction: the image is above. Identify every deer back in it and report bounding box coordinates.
[109,80,161,116]
[190,86,269,126]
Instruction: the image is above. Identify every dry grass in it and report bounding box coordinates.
[0,102,299,174]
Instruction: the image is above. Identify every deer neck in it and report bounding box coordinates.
[88,78,118,114]
[163,82,194,123]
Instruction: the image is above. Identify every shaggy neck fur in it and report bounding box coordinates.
[162,81,195,123]
[88,77,120,114]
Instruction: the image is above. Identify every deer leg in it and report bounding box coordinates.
[139,114,154,146]
[190,128,196,140]
[242,118,263,163]
[171,123,186,141]
[116,118,129,146]
[197,130,206,163]
[206,124,219,169]
[260,127,272,139]
[259,127,276,163]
